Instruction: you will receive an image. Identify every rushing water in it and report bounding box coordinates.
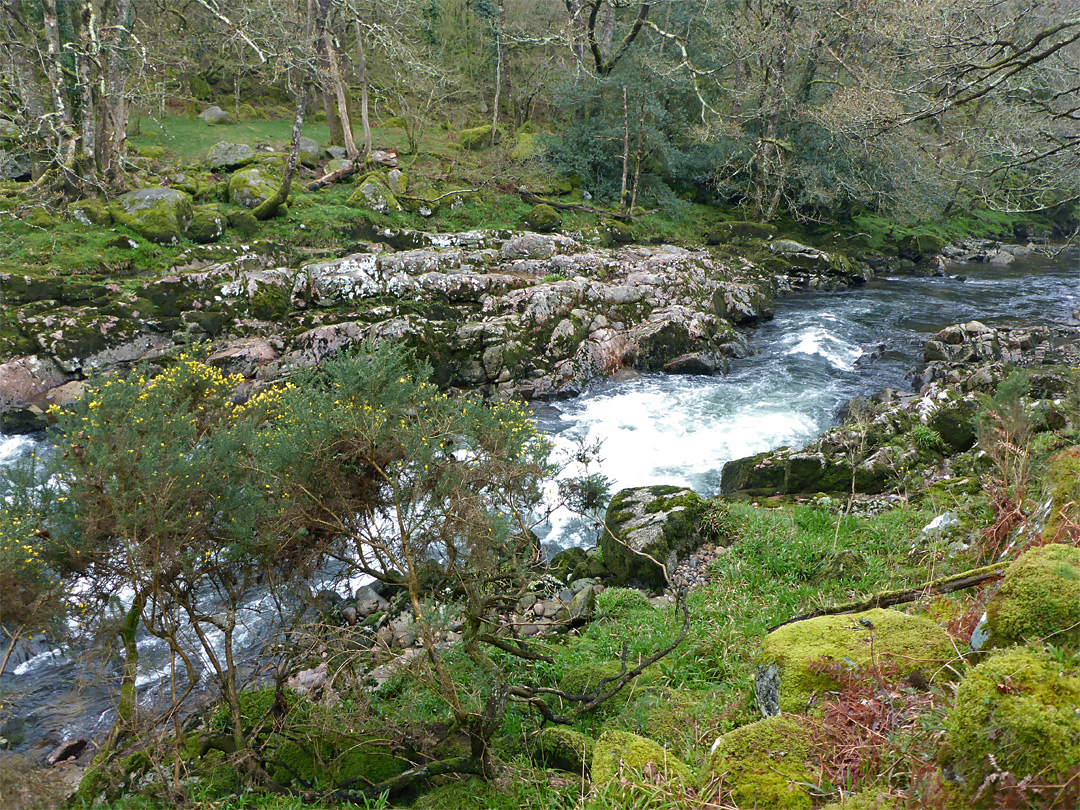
[534,248,1080,549]
[1,246,1077,750]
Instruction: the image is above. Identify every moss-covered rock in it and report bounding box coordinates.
[1045,447,1080,538]
[984,543,1080,648]
[757,608,956,715]
[601,485,706,588]
[206,141,255,170]
[709,715,816,810]
[898,233,944,259]
[708,220,779,243]
[943,646,1080,806]
[820,792,896,810]
[227,210,259,236]
[297,136,320,168]
[188,205,227,244]
[591,730,691,788]
[347,175,403,214]
[458,124,498,150]
[532,726,594,774]
[70,199,112,227]
[559,661,624,697]
[108,187,193,245]
[522,203,562,233]
[227,166,278,209]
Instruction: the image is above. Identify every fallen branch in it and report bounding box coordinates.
[514,186,632,220]
[400,188,480,204]
[768,562,1008,632]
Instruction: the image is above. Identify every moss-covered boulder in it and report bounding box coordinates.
[1045,448,1080,539]
[532,726,594,774]
[198,105,233,125]
[522,203,562,233]
[70,199,111,227]
[601,485,706,588]
[559,661,624,697]
[188,205,227,244]
[820,793,896,810]
[347,175,403,214]
[591,730,691,788]
[108,187,193,245]
[297,136,320,168]
[757,608,956,715]
[709,715,817,810]
[227,210,259,236]
[458,124,498,150]
[708,220,779,244]
[227,166,278,209]
[206,141,255,170]
[898,233,944,259]
[984,543,1080,648]
[943,646,1080,806]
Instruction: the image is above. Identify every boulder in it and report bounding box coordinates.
[601,485,706,588]
[206,141,255,170]
[532,727,594,774]
[325,158,353,174]
[206,338,279,378]
[591,730,691,788]
[108,187,193,245]
[756,608,955,715]
[522,203,561,233]
[984,543,1080,648]
[228,166,278,209]
[198,105,233,125]
[458,124,497,150]
[0,149,32,181]
[297,136,320,167]
[898,233,944,259]
[501,233,556,260]
[187,205,227,244]
[944,647,1080,806]
[347,176,402,214]
[70,199,111,227]
[709,715,816,810]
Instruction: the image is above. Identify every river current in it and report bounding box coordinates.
[0,246,1077,750]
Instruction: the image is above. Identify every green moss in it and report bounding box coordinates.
[458,124,497,150]
[188,205,227,243]
[944,646,1080,805]
[710,715,816,810]
[559,661,625,697]
[532,726,594,774]
[1045,447,1080,537]
[591,730,691,787]
[228,166,279,209]
[820,792,897,810]
[985,543,1080,648]
[760,608,956,714]
[522,203,562,233]
[595,588,651,619]
[108,187,194,245]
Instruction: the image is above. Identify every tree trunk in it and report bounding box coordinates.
[355,20,372,159]
[98,0,134,184]
[253,88,307,220]
[325,31,358,159]
[41,0,75,165]
[619,86,630,213]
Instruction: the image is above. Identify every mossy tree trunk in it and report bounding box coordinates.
[253,87,307,220]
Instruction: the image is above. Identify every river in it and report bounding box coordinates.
[0,245,1077,751]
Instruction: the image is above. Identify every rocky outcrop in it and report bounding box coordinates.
[0,227,873,428]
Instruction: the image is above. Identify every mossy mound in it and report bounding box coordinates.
[188,205,227,244]
[758,608,956,715]
[559,661,624,697]
[532,726,594,774]
[108,187,193,245]
[522,203,562,233]
[985,543,1080,648]
[820,792,897,810]
[943,646,1080,806]
[591,730,691,788]
[709,714,817,810]
[458,124,498,150]
[1045,448,1080,538]
[70,199,111,227]
[227,166,278,209]
[347,175,403,214]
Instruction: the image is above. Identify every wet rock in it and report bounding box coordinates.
[46,738,87,765]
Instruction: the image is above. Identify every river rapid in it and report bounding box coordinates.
[0,245,1077,752]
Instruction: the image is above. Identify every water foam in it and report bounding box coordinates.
[784,327,864,370]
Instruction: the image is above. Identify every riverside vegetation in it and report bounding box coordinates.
[2,2,1080,807]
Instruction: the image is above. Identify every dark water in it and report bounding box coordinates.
[1,246,1077,751]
